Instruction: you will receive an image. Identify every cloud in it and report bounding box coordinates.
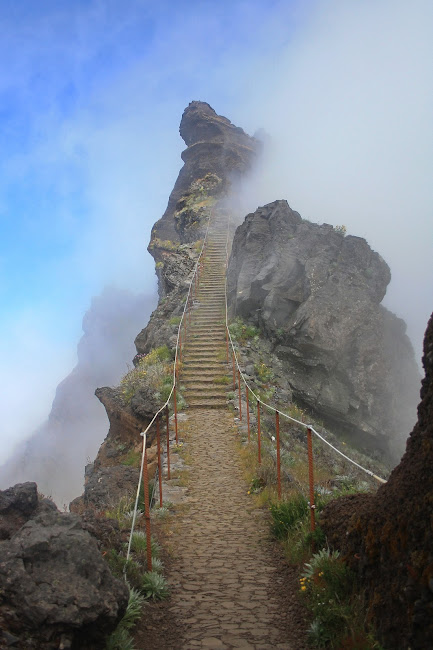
[233,0,433,362]
[0,0,431,471]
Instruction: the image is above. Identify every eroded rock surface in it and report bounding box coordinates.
[320,313,433,649]
[0,483,128,649]
[227,200,420,459]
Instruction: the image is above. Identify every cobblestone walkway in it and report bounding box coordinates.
[167,409,298,649]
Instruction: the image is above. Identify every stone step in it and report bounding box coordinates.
[186,399,228,409]
[181,369,227,379]
[184,384,227,394]
[182,362,226,371]
[182,377,228,386]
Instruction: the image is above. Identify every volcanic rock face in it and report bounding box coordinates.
[227,200,419,459]
[0,287,153,506]
[320,313,433,649]
[0,482,128,649]
[136,101,258,353]
[151,100,259,244]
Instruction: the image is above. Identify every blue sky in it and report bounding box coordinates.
[1,0,432,462]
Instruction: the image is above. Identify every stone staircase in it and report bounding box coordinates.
[182,218,229,409]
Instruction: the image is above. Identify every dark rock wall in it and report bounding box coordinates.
[321,313,433,649]
[227,200,419,459]
[0,482,128,649]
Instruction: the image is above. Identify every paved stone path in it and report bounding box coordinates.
[135,212,307,649]
[168,409,296,649]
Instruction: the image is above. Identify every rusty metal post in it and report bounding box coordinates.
[238,370,242,421]
[226,327,229,362]
[257,400,261,465]
[246,385,250,442]
[307,427,316,533]
[156,415,163,508]
[276,411,281,499]
[179,333,182,362]
[165,405,171,480]
[174,384,179,444]
[142,444,152,572]
[232,351,236,391]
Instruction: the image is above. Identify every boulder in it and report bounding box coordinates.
[227,200,420,460]
[0,483,128,649]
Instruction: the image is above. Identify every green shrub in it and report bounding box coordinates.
[270,493,309,539]
[300,549,356,648]
[229,317,259,344]
[106,627,135,650]
[106,550,144,590]
[120,587,146,630]
[120,345,173,403]
[254,361,274,383]
[121,450,141,467]
[169,316,181,326]
[141,571,170,600]
[130,532,161,559]
[106,586,145,649]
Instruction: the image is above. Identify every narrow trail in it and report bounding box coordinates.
[135,214,308,649]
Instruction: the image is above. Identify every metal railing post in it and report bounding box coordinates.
[142,445,152,571]
[276,411,281,499]
[246,385,250,442]
[226,327,229,362]
[156,414,163,508]
[257,400,261,465]
[232,351,236,391]
[174,384,179,444]
[238,370,242,421]
[307,427,316,533]
[165,405,171,480]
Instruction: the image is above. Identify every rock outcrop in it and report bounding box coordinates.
[136,101,258,353]
[227,200,420,460]
[320,313,433,649]
[0,482,128,649]
[0,287,153,506]
[151,100,258,244]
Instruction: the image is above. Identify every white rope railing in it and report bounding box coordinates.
[223,216,386,486]
[125,210,213,566]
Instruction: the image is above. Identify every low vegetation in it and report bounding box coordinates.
[237,423,383,647]
[120,345,173,404]
[228,317,259,345]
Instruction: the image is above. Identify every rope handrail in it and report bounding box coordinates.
[125,210,213,566]
[223,216,386,486]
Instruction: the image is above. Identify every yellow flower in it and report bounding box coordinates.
[301,586,307,591]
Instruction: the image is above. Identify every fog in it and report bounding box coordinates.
[0,287,155,506]
[0,0,431,494]
[232,0,433,363]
